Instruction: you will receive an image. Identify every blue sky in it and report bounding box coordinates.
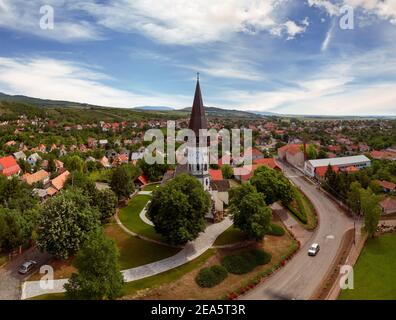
[0,0,396,115]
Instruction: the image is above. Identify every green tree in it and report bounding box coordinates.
[221,164,234,179]
[110,165,135,199]
[250,166,294,205]
[95,189,118,222]
[36,189,100,259]
[360,188,381,238]
[137,159,168,182]
[47,157,57,173]
[229,184,271,241]
[64,229,124,300]
[64,155,86,173]
[348,181,362,214]
[147,174,210,245]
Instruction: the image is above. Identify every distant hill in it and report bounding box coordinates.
[0,92,98,109]
[135,106,175,111]
[181,106,262,119]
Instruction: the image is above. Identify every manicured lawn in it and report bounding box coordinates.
[214,225,248,246]
[143,183,161,191]
[339,233,396,300]
[288,187,317,230]
[105,222,179,270]
[119,194,167,242]
[123,249,215,297]
[32,250,215,300]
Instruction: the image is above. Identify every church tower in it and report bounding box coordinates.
[187,74,211,191]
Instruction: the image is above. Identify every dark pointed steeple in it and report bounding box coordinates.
[189,73,207,136]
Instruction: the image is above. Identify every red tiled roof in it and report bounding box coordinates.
[315,165,340,178]
[209,169,223,181]
[136,175,148,185]
[0,156,21,177]
[345,166,359,173]
[51,170,70,191]
[380,198,396,211]
[376,180,396,191]
[278,144,302,156]
[253,158,280,170]
[22,170,49,185]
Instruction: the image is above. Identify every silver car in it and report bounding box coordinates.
[18,260,37,274]
[308,243,320,256]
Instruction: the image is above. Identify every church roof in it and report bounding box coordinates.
[189,78,207,136]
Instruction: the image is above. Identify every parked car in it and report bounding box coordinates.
[308,243,320,256]
[18,260,37,274]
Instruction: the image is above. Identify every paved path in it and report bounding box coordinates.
[21,217,232,299]
[271,203,312,246]
[240,162,354,300]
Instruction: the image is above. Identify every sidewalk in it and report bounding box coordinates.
[271,203,312,246]
[21,216,232,300]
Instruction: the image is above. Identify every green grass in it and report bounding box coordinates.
[214,225,249,246]
[119,194,167,242]
[143,183,161,191]
[123,249,215,297]
[0,252,7,266]
[89,169,113,183]
[32,249,215,300]
[288,187,317,230]
[339,233,396,300]
[105,222,179,270]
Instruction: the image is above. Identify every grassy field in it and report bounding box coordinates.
[214,226,248,246]
[89,169,113,183]
[118,194,167,242]
[339,233,396,300]
[288,187,317,230]
[0,253,7,266]
[143,183,161,191]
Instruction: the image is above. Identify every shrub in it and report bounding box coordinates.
[287,202,308,224]
[268,223,285,236]
[221,249,272,275]
[195,265,228,288]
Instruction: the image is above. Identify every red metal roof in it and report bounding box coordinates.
[0,156,21,177]
[209,169,223,181]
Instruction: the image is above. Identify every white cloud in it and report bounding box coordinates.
[321,20,335,51]
[0,57,189,108]
[0,0,101,41]
[309,0,396,24]
[73,0,304,44]
[284,19,309,40]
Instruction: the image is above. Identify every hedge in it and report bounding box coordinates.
[195,265,228,288]
[268,223,285,236]
[221,249,272,275]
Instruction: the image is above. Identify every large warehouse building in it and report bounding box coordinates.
[304,155,371,179]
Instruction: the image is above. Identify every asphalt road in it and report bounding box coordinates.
[0,247,50,300]
[241,163,354,300]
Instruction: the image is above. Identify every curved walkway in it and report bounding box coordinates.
[21,214,232,299]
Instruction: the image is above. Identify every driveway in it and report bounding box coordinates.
[0,247,51,300]
[241,163,354,300]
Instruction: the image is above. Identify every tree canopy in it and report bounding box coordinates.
[147,174,210,245]
[250,166,294,205]
[64,228,124,300]
[229,183,272,241]
[36,189,100,259]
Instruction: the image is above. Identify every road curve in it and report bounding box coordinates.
[240,163,354,300]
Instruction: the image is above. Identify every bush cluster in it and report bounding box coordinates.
[268,223,285,236]
[221,249,272,275]
[195,265,228,288]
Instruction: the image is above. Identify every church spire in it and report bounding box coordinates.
[189,74,207,136]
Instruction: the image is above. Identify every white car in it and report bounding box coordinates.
[308,243,320,256]
[18,260,37,274]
